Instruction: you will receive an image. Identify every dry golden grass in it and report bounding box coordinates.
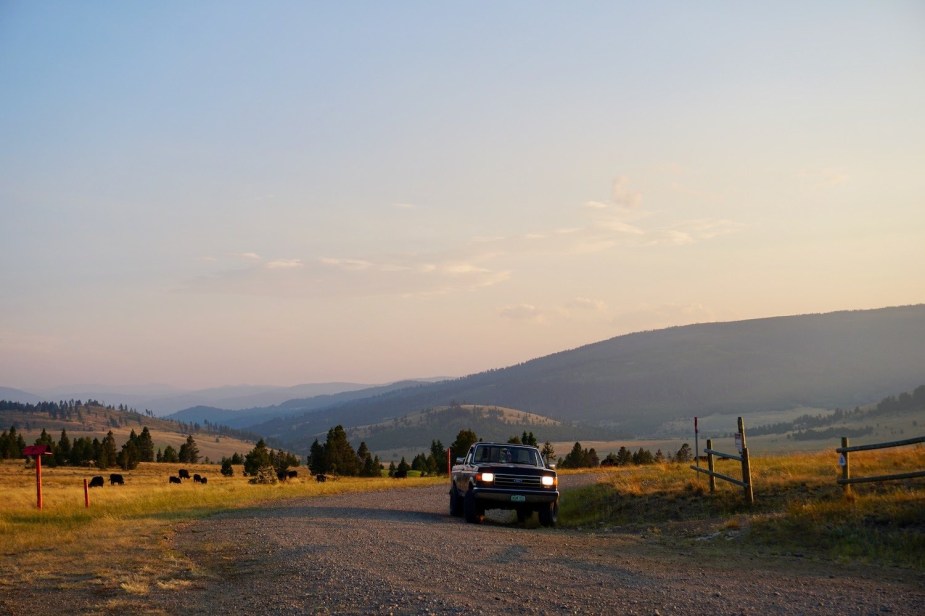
[558,446,925,568]
[0,460,442,602]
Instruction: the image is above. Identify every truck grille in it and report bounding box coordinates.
[493,473,544,488]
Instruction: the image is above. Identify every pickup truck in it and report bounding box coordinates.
[450,442,559,526]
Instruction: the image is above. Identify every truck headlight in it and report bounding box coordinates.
[541,475,555,487]
[478,472,494,483]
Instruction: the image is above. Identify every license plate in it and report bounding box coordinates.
[510,495,526,502]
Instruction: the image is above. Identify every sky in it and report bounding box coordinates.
[1,2,924,392]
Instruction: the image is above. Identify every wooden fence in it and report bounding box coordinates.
[691,416,754,505]
[836,435,925,494]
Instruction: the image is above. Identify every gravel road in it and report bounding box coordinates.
[146,476,925,616]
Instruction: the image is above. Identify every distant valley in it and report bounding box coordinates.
[5,305,925,458]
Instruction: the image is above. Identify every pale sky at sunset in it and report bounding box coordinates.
[2,2,924,391]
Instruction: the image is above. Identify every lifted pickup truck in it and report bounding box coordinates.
[450,442,559,526]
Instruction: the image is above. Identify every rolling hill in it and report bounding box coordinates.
[237,305,925,451]
[0,400,261,462]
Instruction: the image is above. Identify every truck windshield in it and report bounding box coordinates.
[474,446,540,466]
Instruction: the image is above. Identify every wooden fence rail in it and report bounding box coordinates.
[836,435,925,494]
[691,416,754,505]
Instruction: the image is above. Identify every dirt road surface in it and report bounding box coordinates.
[3,476,922,615]
[155,476,923,615]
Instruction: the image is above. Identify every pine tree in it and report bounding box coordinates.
[137,427,155,462]
[244,439,272,476]
[449,429,478,460]
[56,430,71,466]
[162,445,179,463]
[178,435,199,464]
[98,431,118,469]
[323,425,359,476]
[308,439,325,475]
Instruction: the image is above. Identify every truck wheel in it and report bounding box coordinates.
[449,485,463,517]
[538,500,558,527]
[464,487,482,524]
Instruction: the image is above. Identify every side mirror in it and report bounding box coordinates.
[455,457,464,464]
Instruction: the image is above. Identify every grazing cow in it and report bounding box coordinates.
[200,477,207,484]
[88,475,105,488]
[109,473,125,485]
[315,473,327,483]
[287,470,298,479]
[169,476,181,484]
[277,470,288,482]
[193,474,202,483]
[178,468,190,480]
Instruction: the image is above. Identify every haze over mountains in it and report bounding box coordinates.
[170,306,925,450]
[5,306,925,454]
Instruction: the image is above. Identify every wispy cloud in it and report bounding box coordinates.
[611,176,643,208]
[266,258,303,269]
[567,297,606,311]
[499,304,546,323]
[321,257,372,270]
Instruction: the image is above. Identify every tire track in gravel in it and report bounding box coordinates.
[153,477,925,615]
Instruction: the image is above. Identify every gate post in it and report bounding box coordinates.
[738,417,754,505]
[706,438,716,493]
[840,437,851,496]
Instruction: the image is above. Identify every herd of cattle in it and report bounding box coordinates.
[86,469,209,487]
[86,468,316,487]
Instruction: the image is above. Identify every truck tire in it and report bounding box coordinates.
[538,500,558,527]
[449,485,463,517]
[464,487,482,524]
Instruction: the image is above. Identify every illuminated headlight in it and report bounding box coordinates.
[479,472,494,483]
[541,475,555,487]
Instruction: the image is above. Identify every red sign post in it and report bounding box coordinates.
[23,445,51,510]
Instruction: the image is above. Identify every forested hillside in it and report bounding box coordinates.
[242,306,925,445]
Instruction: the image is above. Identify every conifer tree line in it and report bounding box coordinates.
[0,399,260,443]
[307,425,381,477]
[1,424,204,471]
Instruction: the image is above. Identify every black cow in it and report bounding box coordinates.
[287,470,298,479]
[394,469,408,479]
[200,477,207,484]
[88,475,105,488]
[109,473,124,485]
[169,476,181,484]
[178,469,191,480]
[277,470,288,481]
[315,473,327,483]
[193,474,202,483]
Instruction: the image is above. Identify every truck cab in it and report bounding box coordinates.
[450,442,559,526]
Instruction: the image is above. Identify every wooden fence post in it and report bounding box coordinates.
[840,437,851,496]
[706,438,715,493]
[738,417,754,505]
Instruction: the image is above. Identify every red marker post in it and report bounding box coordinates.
[694,417,700,469]
[22,445,52,510]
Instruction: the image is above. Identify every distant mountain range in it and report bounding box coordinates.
[5,305,925,456]
[0,381,390,416]
[162,305,925,452]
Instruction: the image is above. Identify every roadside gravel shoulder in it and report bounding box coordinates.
[150,478,925,616]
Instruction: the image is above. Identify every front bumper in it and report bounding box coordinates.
[472,487,559,504]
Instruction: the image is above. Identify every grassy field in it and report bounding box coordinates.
[558,445,925,569]
[0,460,442,602]
[2,445,923,608]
